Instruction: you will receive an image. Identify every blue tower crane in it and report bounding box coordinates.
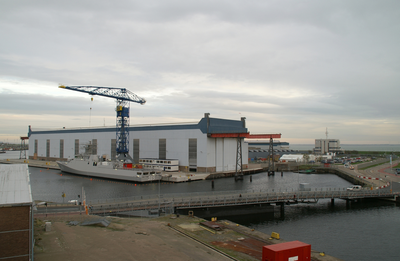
[59,85,146,161]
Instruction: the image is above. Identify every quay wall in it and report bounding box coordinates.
[313,167,370,186]
[206,167,264,180]
[176,204,274,219]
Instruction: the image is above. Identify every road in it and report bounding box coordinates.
[356,159,400,190]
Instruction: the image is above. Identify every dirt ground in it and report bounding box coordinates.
[34,214,343,261]
[34,215,233,261]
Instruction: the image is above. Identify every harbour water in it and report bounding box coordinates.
[2,151,400,260]
[28,166,353,203]
[230,199,399,261]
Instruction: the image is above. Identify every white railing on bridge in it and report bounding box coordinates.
[88,188,398,213]
[86,187,351,205]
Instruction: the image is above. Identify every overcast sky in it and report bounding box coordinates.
[1,0,399,145]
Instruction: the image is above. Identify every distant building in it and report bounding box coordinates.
[280,154,304,162]
[247,140,291,162]
[314,139,342,154]
[28,113,250,173]
[320,152,336,161]
[246,140,289,150]
[279,154,316,163]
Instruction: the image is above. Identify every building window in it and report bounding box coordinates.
[46,139,50,158]
[189,138,197,171]
[75,139,79,156]
[159,139,166,160]
[111,139,116,160]
[60,139,64,159]
[133,139,139,164]
[92,139,97,155]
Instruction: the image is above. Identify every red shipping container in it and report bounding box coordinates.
[262,241,311,261]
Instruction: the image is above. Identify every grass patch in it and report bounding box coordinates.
[352,161,365,165]
[34,219,46,251]
[344,151,400,156]
[359,161,389,170]
[393,163,400,169]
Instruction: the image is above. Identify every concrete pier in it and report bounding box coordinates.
[0,158,60,169]
[176,204,275,219]
[33,213,343,261]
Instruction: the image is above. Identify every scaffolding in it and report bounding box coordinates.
[20,136,28,159]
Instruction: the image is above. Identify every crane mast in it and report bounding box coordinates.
[59,85,146,162]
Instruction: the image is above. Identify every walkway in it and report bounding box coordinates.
[83,186,398,216]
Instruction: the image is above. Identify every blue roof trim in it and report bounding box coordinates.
[30,127,117,135]
[203,118,247,134]
[29,116,247,135]
[130,123,199,132]
[30,124,199,135]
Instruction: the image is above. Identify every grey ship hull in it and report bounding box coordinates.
[57,159,162,183]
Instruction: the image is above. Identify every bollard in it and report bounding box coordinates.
[250,175,252,182]
[271,232,280,240]
[212,180,214,188]
[45,222,52,232]
[281,171,283,176]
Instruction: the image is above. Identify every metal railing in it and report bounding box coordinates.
[85,186,352,205]
[88,188,398,214]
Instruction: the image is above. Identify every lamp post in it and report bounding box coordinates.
[385,175,392,193]
[379,170,381,196]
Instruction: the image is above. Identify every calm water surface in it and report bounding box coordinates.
[28,167,352,202]
[230,200,399,261]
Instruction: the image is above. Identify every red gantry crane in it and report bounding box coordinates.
[208,133,282,180]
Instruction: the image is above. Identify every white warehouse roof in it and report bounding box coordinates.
[0,164,32,205]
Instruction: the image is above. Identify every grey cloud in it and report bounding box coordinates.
[1,0,399,143]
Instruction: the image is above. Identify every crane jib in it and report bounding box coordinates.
[58,85,146,104]
[58,85,145,162]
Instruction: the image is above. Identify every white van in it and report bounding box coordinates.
[347,185,362,191]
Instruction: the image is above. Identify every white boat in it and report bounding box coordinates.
[57,155,162,183]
